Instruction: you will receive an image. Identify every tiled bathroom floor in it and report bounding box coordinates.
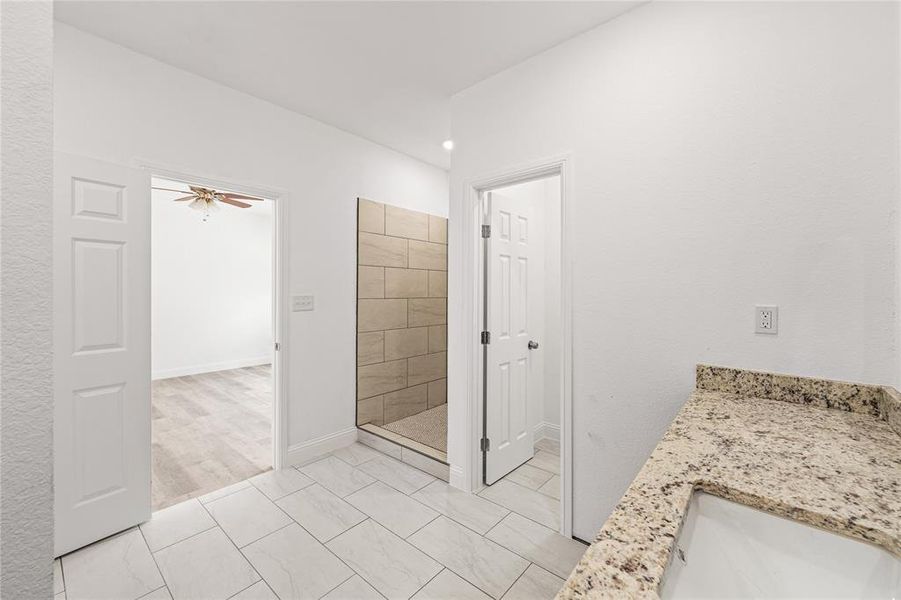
[54,438,577,600]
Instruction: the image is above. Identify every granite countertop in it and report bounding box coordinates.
[558,365,901,599]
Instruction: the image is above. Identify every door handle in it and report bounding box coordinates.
[528,340,539,350]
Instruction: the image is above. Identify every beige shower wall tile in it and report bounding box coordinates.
[428,325,446,353]
[384,327,429,361]
[357,359,407,399]
[358,266,385,298]
[428,271,447,297]
[358,299,407,332]
[385,268,429,298]
[358,198,385,234]
[428,379,447,408]
[385,205,429,241]
[384,384,429,422]
[408,352,447,386]
[357,331,384,366]
[408,240,447,271]
[409,298,446,327]
[359,232,407,268]
[429,215,447,244]
[357,395,384,426]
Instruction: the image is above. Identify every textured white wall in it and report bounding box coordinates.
[151,185,273,379]
[54,24,448,454]
[0,1,54,597]
[449,1,900,539]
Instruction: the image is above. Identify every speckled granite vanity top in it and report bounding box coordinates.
[558,365,901,599]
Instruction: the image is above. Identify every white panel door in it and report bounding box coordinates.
[485,191,535,484]
[54,153,151,556]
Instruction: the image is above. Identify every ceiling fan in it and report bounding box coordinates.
[152,185,264,214]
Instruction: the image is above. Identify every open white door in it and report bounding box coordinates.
[484,191,535,484]
[54,153,151,556]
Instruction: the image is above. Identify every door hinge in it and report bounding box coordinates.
[274,342,281,351]
[480,438,491,452]
[481,224,491,238]
[480,331,490,345]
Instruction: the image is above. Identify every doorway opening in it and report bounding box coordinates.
[150,176,277,510]
[468,162,571,536]
[481,174,562,482]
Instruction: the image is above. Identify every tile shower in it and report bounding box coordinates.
[356,198,448,461]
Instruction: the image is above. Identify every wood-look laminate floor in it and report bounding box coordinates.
[151,365,272,510]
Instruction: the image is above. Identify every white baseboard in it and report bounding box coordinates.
[286,427,357,467]
[448,464,468,491]
[152,356,271,380]
[534,421,561,442]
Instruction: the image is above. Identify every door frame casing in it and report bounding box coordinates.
[457,154,573,537]
[135,160,290,470]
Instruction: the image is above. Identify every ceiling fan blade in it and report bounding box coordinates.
[217,197,252,209]
[221,192,264,201]
[173,195,195,202]
[153,186,191,193]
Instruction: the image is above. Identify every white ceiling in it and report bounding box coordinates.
[55,1,639,168]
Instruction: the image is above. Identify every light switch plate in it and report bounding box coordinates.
[293,294,314,312]
[755,305,778,334]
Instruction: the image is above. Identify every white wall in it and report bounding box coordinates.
[151,181,273,379]
[1,2,54,597]
[54,24,449,454]
[448,1,899,539]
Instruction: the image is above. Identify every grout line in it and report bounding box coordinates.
[316,572,356,600]
[407,566,445,598]
[197,497,266,587]
[136,525,170,591]
[403,512,442,541]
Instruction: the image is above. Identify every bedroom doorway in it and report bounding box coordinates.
[150,176,279,510]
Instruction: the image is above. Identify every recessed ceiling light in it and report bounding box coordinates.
[442,139,454,151]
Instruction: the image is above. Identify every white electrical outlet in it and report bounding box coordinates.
[292,294,314,312]
[755,305,778,334]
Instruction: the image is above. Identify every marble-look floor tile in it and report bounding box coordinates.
[485,513,585,579]
[198,480,251,505]
[504,464,554,490]
[332,442,382,466]
[243,524,353,600]
[153,528,259,600]
[300,456,376,497]
[355,455,435,495]
[408,517,528,599]
[322,575,385,600]
[138,587,172,600]
[413,569,491,600]
[249,468,315,501]
[140,499,217,552]
[346,481,439,538]
[327,520,442,600]
[533,439,560,455]
[525,451,559,475]
[479,480,559,530]
[54,558,64,594]
[537,476,560,501]
[230,581,279,600]
[205,486,291,547]
[63,528,164,600]
[275,484,367,542]
[412,481,509,535]
[501,564,563,600]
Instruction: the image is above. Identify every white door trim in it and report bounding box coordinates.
[455,154,573,537]
[133,159,291,470]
